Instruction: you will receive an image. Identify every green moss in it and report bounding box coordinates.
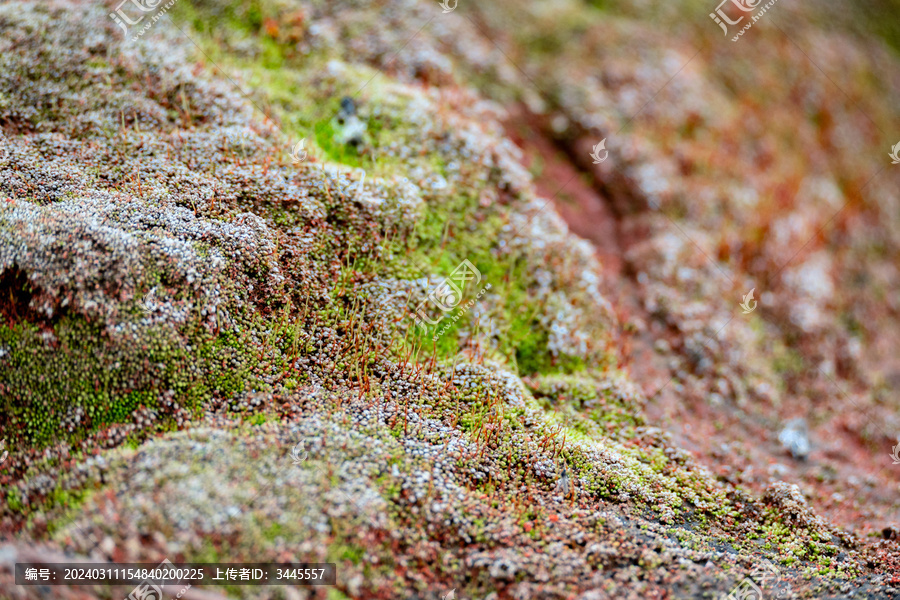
[46,485,90,517]
[331,542,365,564]
[6,488,24,513]
[771,343,804,377]
[247,413,268,426]
[843,0,900,54]
[0,305,270,450]
[313,117,365,168]
[164,0,615,382]
[44,484,97,536]
[0,318,169,446]
[530,374,645,436]
[262,521,284,542]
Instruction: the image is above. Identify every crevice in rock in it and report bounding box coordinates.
[0,267,64,329]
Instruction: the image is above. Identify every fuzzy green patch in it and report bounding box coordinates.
[0,315,254,449]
